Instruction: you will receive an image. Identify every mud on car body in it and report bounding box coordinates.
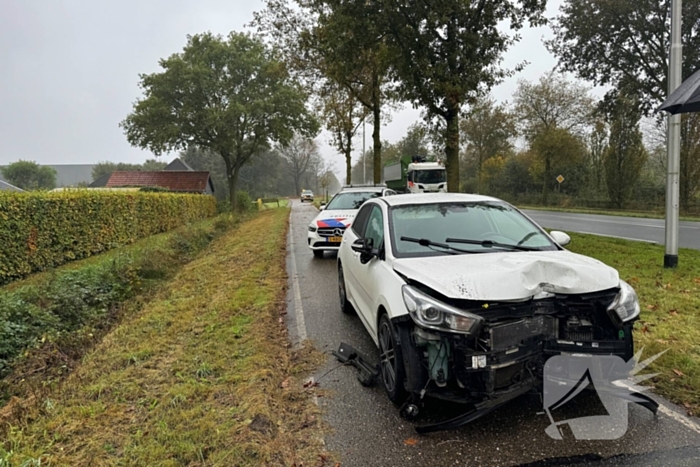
[336,193,640,423]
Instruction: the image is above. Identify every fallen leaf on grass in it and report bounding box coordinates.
[669,310,679,316]
[281,378,290,389]
[404,437,419,446]
[673,369,685,377]
[303,379,319,389]
[646,304,658,311]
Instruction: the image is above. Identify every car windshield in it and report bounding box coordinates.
[325,191,381,210]
[414,170,446,184]
[302,190,312,195]
[390,202,557,257]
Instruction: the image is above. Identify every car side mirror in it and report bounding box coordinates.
[549,230,571,247]
[352,238,376,264]
[319,204,326,211]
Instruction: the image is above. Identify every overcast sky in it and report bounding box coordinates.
[0,0,590,172]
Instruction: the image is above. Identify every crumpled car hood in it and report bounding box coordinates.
[312,210,356,228]
[393,250,620,301]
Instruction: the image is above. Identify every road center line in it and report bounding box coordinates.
[288,202,308,346]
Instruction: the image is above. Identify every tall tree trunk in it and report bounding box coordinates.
[293,174,300,197]
[372,69,382,184]
[476,152,483,194]
[345,139,352,185]
[221,152,236,210]
[445,103,460,193]
[230,162,242,210]
[542,155,551,206]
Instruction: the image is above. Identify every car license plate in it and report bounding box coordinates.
[328,236,343,243]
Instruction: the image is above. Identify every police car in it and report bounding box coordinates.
[307,184,396,258]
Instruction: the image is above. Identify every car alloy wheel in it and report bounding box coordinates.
[378,314,406,403]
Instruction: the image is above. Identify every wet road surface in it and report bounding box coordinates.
[522,210,700,250]
[285,200,700,467]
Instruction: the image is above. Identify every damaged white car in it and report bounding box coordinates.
[336,194,640,430]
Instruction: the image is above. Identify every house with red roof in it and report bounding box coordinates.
[91,171,215,194]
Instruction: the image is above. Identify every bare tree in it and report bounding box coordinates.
[278,135,320,195]
[319,82,368,184]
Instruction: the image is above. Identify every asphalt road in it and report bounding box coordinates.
[521,210,700,250]
[285,200,700,467]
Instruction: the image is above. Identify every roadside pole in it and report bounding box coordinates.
[664,0,682,268]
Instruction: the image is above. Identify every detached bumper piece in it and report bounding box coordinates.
[333,342,379,387]
[415,382,533,434]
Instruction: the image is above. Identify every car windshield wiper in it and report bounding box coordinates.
[400,236,482,255]
[445,237,540,251]
[516,231,544,246]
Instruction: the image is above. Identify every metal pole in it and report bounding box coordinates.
[363,117,366,184]
[664,0,682,268]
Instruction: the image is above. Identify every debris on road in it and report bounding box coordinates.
[332,342,379,387]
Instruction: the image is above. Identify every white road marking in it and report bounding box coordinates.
[288,201,308,346]
[575,231,658,244]
[614,380,700,435]
[658,404,700,435]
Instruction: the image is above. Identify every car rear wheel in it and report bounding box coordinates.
[313,250,324,258]
[378,313,406,403]
[337,263,353,314]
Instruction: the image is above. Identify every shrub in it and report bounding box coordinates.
[138,186,170,193]
[235,190,253,212]
[0,191,217,285]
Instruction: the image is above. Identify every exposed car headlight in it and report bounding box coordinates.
[402,285,483,335]
[607,280,640,324]
[308,225,317,232]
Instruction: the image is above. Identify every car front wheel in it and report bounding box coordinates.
[337,263,353,314]
[378,313,406,403]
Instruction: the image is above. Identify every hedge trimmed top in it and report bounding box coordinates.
[0,190,216,285]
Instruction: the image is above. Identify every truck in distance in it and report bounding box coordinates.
[383,155,447,193]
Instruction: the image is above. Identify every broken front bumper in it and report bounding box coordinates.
[396,289,635,406]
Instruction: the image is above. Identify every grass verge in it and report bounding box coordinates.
[566,232,700,416]
[518,204,700,222]
[0,208,330,466]
[262,199,289,209]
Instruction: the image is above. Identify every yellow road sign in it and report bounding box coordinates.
[556,175,565,184]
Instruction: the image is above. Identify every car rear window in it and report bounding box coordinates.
[325,191,381,210]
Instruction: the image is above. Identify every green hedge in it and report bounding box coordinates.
[0,190,216,285]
